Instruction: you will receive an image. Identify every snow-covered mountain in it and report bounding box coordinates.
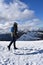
[18,31,41,41]
[0,31,43,41]
[38,27,43,31]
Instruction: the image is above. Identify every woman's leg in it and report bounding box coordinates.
[9,40,13,47]
[8,38,13,50]
[13,37,18,49]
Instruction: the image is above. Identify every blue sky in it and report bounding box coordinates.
[21,0,43,21]
[4,0,14,4]
[0,0,43,33]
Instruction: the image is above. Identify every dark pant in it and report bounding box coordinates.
[8,36,16,49]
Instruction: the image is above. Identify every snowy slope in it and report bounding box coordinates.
[0,41,43,65]
[17,31,41,41]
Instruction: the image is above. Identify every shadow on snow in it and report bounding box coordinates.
[15,49,43,55]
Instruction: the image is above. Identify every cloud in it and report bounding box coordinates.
[18,18,42,31]
[0,0,34,20]
[0,0,42,33]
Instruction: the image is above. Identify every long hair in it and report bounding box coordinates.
[13,22,18,32]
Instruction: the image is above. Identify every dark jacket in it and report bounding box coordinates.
[11,23,18,38]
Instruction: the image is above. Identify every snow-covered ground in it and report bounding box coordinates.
[0,40,43,65]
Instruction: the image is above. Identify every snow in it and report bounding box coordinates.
[0,40,43,65]
[17,31,41,41]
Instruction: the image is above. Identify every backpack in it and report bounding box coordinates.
[11,27,14,32]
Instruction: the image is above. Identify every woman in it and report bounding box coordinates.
[8,22,18,50]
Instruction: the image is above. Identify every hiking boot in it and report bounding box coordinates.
[14,47,18,49]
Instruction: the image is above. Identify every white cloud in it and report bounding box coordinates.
[0,0,42,33]
[18,18,42,31]
[0,0,34,20]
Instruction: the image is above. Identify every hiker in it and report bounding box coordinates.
[8,22,18,50]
